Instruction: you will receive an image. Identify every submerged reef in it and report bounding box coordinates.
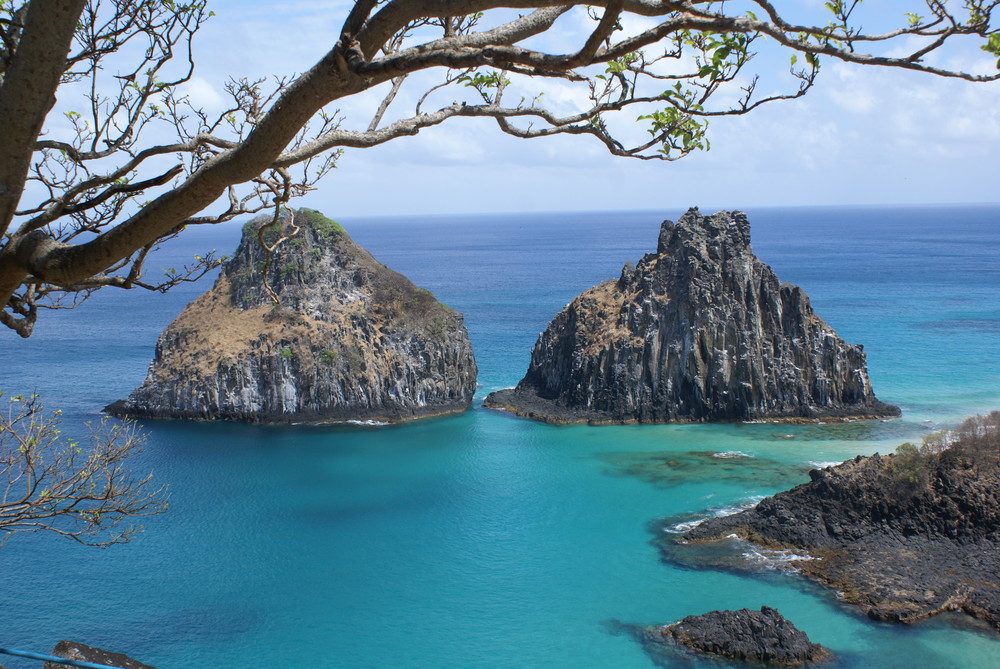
[598,449,811,490]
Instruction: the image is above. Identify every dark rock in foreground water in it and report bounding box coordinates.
[108,209,477,424]
[43,640,155,668]
[641,607,831,666]
[485,208,898,424]
[679,412,1000,630]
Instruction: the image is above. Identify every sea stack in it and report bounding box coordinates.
[108,209,477,423]
[484,208,898,423]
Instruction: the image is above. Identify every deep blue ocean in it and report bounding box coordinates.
[1,205,998,668]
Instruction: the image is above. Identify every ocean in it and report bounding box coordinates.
[0,204,998,668]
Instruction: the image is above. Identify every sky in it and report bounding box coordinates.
[140,1,1000,216]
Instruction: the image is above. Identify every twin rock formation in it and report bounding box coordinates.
[112,207,895,426]
[486,208,897,423]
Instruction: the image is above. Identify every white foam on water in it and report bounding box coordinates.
[712,450,751,459]
[739,544,815,572]
[663,495,765,534]
[807,460,842,469]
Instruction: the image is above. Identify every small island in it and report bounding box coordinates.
[107,209,477,424]
[485,208,899,424]
[640,607,832,666]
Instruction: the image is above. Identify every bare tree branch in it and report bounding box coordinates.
[0,392,167,547]
[0,0,996,336]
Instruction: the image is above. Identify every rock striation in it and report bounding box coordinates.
[108,209,477,424]
[484,208,899,424]
[678,412,1000,629]
[640,607,831,666]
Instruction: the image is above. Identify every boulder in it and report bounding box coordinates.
[642,607,831,666]
[43,640,155,669]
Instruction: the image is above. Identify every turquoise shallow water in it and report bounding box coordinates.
[0,205,998,667]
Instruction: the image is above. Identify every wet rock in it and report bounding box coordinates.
[642,607,831,666]
[485,208,898,424]
[678,412,1000,630]
[108,208,477,424]
[43,640,155,668]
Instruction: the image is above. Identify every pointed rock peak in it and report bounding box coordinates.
[657,207,752,256]
[485,208,898,424]
[236,207,350,254]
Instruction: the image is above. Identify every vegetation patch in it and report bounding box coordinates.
[298,208,345,241]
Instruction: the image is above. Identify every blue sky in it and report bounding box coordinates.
[178,1,1000,216]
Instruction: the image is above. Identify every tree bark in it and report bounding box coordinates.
[0,0,86,235]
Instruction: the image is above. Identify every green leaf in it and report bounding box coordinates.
[982,33,1000,58]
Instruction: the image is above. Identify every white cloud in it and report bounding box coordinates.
[178,77,227,114]
[100,1,1000,216]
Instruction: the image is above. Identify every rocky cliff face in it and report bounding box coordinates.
[677,412,1000,628]
[485,208,898,423]
[108,209,477,423]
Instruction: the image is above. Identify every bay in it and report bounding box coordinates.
[0,204,998,668]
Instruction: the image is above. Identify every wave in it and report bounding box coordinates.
[662,495,765,534]
[807,460,843,469]
[712,450,752,459]
[735,538,815,572]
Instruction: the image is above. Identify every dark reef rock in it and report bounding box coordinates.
[678,412,1000,630]
[43,640,155,668]
[641,607,831,666]
[484,208,898,424]
[108,209,477,424]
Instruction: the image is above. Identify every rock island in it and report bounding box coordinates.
[485,208,899,424]
[108,209,477,424]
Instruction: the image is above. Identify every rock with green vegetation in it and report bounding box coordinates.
[675,412,1000,630]
[108,208,477,424]
[485,208,899,424]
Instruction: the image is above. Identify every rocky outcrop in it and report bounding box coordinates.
[677,412,1000,629]
[484,208,898,424]
[640,607,831,666]
[108,209,477,424]
[43,640,155,668]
